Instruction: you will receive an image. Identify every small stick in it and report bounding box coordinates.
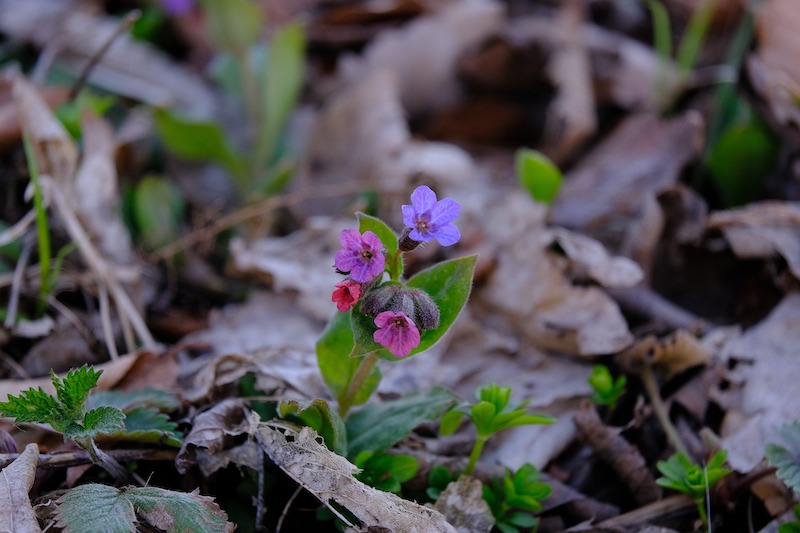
[0,448,177,469]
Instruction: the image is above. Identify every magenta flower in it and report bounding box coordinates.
[332,280,362,312]
[373,311,420,358]
[402,186,461,246]
[334,229,385,283]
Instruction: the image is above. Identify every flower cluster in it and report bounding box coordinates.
[331,186,460,357]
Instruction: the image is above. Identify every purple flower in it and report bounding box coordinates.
[332,280,362,312]
[334,229,386,283]
[402,186,461,246]
[161,0,195,15]
[373,311,420,358]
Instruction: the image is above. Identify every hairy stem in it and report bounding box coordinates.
[338,352,379,417]
[639,364,688,456]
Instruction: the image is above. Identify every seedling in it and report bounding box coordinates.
[439,384,554,475]
[427,464,454,500]
[656,450,730,530]
[483,463,551,533]
[353,451,418,494]
[588,364,626,417]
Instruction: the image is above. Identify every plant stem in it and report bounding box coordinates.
[639,364,689,456]
[389,249,402,281]
[464,436,486,476]
[22,133,51,316]
[338,352,379,417]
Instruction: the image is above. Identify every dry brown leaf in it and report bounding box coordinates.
[619,330,710,380]
[175,399,254,475]
[548,227,643,289]
[708,201,800,279]
[12,76,78,184]
[0,0,215,117]
[433,476,494,533]
[255,422,458,532]
[550,112,704,257]
[338,0,504,117]
[718,293,800,472]
[0,443,42,533]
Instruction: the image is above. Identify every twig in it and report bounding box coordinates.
[275,485,302,533]
[639,363,689,456]
[0,448,178,469]
[255,450,267,532]
[68,10,142,101]
[97,281,119,360]
[0,209,36,247]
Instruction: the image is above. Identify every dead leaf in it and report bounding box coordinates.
[0,0,216,117]
[255,422,458,532]
[719,293,800,472]
[0,443,42,533]
[619,330,710,380]
[338,0,504,117]
[176,399,253,475]
[708,201,800,279]
[433,476,494,533]
[550,112,704,257]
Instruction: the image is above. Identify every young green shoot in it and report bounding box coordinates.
[656,450,730,531]
[483,463,551,533]
[588,364,626,418]
[439,384,554,476]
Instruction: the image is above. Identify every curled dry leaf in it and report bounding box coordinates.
[618,330,710,380]
[573,403,661,505]
[0,443,42,533]
[708,201,800,279]
[255,422,458,533]
[719,293,800,472]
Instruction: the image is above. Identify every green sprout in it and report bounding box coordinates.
[353,451,418,494]
[656,450,730,531]
[588,364,626,417]
[483,463,551,533]
[439,384,554,476]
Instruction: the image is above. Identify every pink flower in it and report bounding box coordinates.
[402,185,461,246]
[332,280,362,312]
[373,311,420,358]
[334,229,386,283]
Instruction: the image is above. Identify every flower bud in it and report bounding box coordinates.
[408,288,440,331]
[398,227,422,252]
[360,283,440,332]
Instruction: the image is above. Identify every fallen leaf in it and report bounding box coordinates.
[433,476,494,533]
[708,201,800,279]
[0,443,41,533]
[176,399,253,475]
[255,422,458,532]
[719,293,800,472]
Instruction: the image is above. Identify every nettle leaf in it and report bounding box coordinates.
[350,255,477,359]
[516,148,563,205]
[279,399,347,456]
[88,389,180,412]
[55,484,234,533]
[104,407,182,447]
[54,365,102,417]
[766,421,800,493]
[346,387,457,458]
[316,310,381,407]
[0,387,61,425]
[84,406,126,434]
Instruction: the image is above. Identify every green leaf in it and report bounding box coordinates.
[470,401,497,437]
[439,409,465,436]
[133,175,184,250]
[507,512,537,527]
[55,483,137,533]
[350,255,477,359]
[104,407,182,447]
[255,22,305,172]
[53,366,102,418]
[316,310,381,407]
[428,464,453,489]
[493,413,555,432]
[81,406,126,435]
[496,523,520,533]
[0,387,61,426]
[346,387,457,458]
[388,454,420,483]
[766,421,800,493]
[279,399,347,456]
[87,389,181,412]
[515,148,563,204]
[708,119,778,206]
[128,485,234,532]
[357,213,398,256]
[154,109,248,188]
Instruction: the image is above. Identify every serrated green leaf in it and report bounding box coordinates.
[279,399,347,455]
[55,483,137,533]
[104,407,182,447]
[129,486,234,532]
[87,389,181,412]
[767,421,800,494]
[0,387,61,426]
[346,387,457,458]
[350,255,477,359]
[83,406,126,434]
[316,310,382,407]
[54,365,102,418]
[154,109,248,189]
[515,148,563,204]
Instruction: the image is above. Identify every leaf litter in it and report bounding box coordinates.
[0,0,799,531]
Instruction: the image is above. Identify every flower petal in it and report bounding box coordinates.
[401,204,417,229]
[334,249,359,272]
[428,198,460,226]
[350,261,375,283]
[430,223,460,247]
[339,228,362,249]
[410,186,437,213]
[407,227,432,242]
